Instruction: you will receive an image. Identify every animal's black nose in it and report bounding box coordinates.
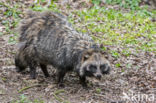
[96,75,101,80]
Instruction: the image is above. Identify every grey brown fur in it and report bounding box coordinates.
[15,10,111,87]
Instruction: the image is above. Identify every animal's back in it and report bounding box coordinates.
[17,10,71,42]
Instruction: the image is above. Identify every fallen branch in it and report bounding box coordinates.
[18,84,47,93]
[53,93,63,102]
[53,89,65,102]
[54,89,65,95]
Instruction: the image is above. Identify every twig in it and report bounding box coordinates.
[0,92,6,95]
[54,89,65,95]
[18,84,47,93]
[53,93,63,102]
[53,89,65,102]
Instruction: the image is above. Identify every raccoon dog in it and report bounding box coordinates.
[15,10,111,87]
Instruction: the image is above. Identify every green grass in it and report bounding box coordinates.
[68,6,156,53]
[30,0,60,12]
[0,1,155,54]
[105,0,141,10]
[31,3,60,12]
[0,1,21,44]
[0,1,59,44]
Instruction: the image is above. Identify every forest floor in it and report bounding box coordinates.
[0,0,156,103]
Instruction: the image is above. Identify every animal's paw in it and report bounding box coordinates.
[58,83,65,88]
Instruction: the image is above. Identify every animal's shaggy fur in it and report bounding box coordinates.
[15,10,111,87]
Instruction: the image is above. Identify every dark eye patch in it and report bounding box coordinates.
[100,64,110,74]
[100,64,106,70]
[89,65,97,73]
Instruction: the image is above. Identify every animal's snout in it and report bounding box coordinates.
[96,74,102,80]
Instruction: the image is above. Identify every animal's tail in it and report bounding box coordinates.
[16,10,44,42]
[16,10,68,42]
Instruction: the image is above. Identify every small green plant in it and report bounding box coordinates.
[0,32,3,36]
[91,0,101,5]
[111,51,120,58]
[12,94,30,103]
[115,63,121,68]
[1,77,7,81]
[11,94,44,103]
[126,63,132,69]
[31,0,60,12]
[122,49,131,57]
[35,0,57,5]
[96,88,102,94]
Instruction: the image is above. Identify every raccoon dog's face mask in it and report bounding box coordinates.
[79,49,111,80]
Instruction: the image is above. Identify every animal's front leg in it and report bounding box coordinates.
[57,69,66,87]
[79,76,87,88]
[29,62,37,79]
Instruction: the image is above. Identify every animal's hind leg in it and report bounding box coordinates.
[40,63,50,77]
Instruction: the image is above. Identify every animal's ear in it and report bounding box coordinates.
[84,54,90,61]
[82,50,93,61]
[16,41,26,50]
[100,50,109,59]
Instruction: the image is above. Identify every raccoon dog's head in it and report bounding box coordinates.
[78,49,111,80]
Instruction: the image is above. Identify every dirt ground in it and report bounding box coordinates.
[0,0,156,103]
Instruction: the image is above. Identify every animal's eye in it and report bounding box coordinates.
[100,64,106,70]
[89,65,97,73]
